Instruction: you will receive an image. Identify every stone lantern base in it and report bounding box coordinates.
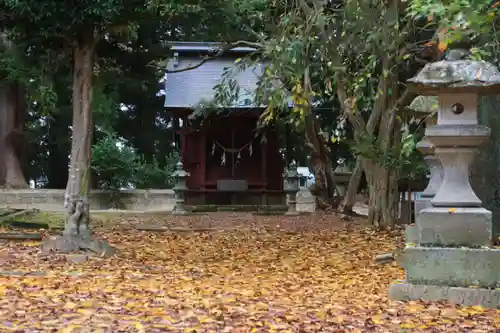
[389,246,500,308]
[416,207,493,246]
[390,206,500,308]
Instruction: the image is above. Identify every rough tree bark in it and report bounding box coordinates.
[337,64,387,221]
[0,82,28,188]
[64,29,96,208]
[43,28,115,258]
[337,54,412,227]
[367,75,404,228]
[305,114,338,210]
[302,67,337,210]
[339,158,362,214]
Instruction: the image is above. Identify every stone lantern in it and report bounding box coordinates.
[172,161,189,215]
[333,165,353,199]
[407,95,444,215]
[415,139,443,210]
[284,161,300,215]
[389,55,500,308]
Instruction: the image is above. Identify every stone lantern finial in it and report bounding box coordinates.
[444,49,470,61]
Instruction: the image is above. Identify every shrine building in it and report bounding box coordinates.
[164,42,286,206]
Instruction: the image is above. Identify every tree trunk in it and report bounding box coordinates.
[340,157,363,214]
[305,114,337,210]
[42,30,116,256]
[337,57,409,227]
[0,82,28,188]
[366,75,403,228]
[366,155,400,228]
[64,30,96,210]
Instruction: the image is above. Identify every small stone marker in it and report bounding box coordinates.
[172,161,189,215]
[284,161,300,216]
[65,254,89,264]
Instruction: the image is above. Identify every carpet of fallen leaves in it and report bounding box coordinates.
[0,213,499,333]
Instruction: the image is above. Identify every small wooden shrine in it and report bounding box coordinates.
[164,42,285,206]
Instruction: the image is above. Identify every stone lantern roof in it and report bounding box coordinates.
[407,95,438,114]
[408,60,500,95]
[407,95,438,155]
[406,95,438,125]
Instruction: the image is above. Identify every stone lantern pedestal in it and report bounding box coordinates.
[284,161,300,216]
[414,138,444,216]
[172,161,189,215]
[333,165,353,199]
[405,95,443,226]
[389,57,500,308]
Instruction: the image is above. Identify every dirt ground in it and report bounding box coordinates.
[102,212,371,233]
[0,212,498,332]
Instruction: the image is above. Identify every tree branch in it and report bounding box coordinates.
[163,40,263,74]
[336,77,365,135]
[392,15,418,60]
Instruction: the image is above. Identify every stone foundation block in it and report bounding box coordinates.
[415,197,432,215]
[405,224,419,244]
[417,207,492,246]
[389,281,500,309]
[399,246,500,288]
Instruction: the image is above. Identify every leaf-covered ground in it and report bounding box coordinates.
[0,213,499,332]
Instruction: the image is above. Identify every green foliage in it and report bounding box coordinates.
[135,150,180,189]
[0,36,59,115]
[398,133,428,181]
[408,0,498,38]
[1,0,148,35]
[91,132,180,194]
[93,83,120,133]
[408,0,500,62]
[91,132,140,192]
[352,128,427,181]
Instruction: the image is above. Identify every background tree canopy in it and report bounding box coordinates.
[0,0,497,226]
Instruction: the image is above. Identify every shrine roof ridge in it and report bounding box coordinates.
[167,41,257,53]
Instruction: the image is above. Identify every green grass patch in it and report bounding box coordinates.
[0,210,65,230]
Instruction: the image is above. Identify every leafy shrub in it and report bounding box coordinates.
[91,132,139,191]
[91,132,180,192]
[135,150,180,189]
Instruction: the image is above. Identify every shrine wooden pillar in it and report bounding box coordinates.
[200,125,206,188]
[180,115,187,163]
[172,115,180,148]
[261,134,267,188]
[262,132,269,205]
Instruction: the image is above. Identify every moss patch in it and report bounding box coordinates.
[0,210,116,231]
[0,210,64,230]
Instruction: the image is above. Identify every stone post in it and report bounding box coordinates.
[172,161,189,215]
[389,54,500,309]
[284,161,300,215]
[333,165,352,199]
[414,138,444,215]
[406,95,444,219]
